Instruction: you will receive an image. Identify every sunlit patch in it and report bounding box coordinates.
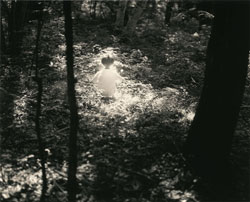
[186,111,195,121]
[99,82,155,114]
[74,45,195,137]
[13,91,29,126]
[58,44,66,52]
[167,190,198,201]
[0,157,43,201]
[179,109,196,122]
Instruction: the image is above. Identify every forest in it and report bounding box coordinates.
[0,0,249,202]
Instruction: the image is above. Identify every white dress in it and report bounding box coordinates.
[92,68,123,97]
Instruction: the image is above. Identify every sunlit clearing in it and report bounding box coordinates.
[49,43,196,137]
[72,45,196,138]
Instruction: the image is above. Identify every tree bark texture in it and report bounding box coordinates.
[63,2,79,202]
[184,2,250,177]
[115,0,128,28]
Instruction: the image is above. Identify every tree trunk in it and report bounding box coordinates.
[115,0,128,28]
[165,1,174,25]
[35,77,47,202]
[184,1,249,180]
[124,1,147,35]
[33,16,47,202]
[63,2,79,202]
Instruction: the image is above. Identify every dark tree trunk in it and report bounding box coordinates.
[35,77,47,202]
[63,2,79,202]
[184,1,249,180]
[165,1,174,25]
[33,17,47,202]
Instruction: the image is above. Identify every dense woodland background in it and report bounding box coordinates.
[0,1,249,202]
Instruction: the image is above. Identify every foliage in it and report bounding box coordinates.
[0,1,249,202]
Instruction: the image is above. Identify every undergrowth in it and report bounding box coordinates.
[0,14,249,202]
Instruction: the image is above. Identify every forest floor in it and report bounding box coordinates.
[0,16,249,202]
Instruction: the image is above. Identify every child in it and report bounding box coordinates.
[92,56,123,98]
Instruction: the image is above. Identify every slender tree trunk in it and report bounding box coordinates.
[33,16,47,202]
[165,1,174,25]
[115,0,128,28]
[35,77,47,202]
[124,0,147,35]
[184,1,249,181]
[63,2,79,202]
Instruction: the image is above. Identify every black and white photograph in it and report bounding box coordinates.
[0,0,249,201]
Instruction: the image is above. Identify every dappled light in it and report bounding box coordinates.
[1,1,249,202]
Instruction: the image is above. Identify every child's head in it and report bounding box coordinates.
[101,56,114,69]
